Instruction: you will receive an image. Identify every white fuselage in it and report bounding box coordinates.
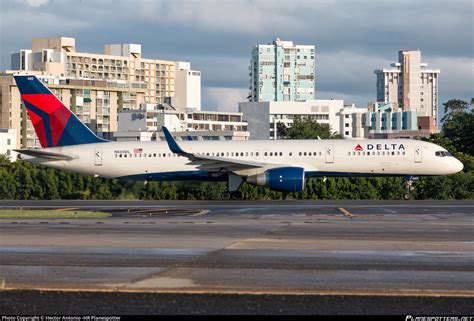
[28,139,463,181]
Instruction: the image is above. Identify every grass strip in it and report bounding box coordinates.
[0,210,111,219]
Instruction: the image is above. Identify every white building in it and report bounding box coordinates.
[374,50,440,125]
[339,104,368,139]
[0,129,17,161]
[174,62,201,110]
[239,100,367,140]
[115,104,249,141]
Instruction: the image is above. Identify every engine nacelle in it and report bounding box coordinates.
[246,167,305,192]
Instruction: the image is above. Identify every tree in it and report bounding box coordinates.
[441,99,469,123]
[283,118,342,139]
[442,110,474,155]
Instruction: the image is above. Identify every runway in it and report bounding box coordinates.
[0,200,473,314]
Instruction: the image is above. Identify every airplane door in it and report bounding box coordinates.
[325,145,334,163]
[414,145,422,163]
[94,147,102,166]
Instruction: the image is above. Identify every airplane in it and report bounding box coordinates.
[13,75,464,200]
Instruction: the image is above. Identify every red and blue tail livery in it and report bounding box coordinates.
[14,75,106,148]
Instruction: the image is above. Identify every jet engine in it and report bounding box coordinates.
[246,167,305,192]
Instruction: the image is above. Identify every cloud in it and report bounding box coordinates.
[202,87,248,112]
[0,0,472,111]
[16,0,49,7]
[134,0,308,35]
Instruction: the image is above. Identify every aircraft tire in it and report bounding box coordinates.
[231,191,244,200]
[221,192,232,200]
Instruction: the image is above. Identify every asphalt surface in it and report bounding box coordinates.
[0,200,473,314]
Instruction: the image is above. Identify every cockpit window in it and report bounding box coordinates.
[435,151,452,157]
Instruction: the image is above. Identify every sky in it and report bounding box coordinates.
[0,0,472,112]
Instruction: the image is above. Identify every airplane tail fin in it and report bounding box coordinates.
[14,75,106,148]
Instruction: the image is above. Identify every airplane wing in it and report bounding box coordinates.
[162,126,267,173]
[14,149,76,161]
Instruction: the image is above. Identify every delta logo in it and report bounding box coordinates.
[354,143,406,151]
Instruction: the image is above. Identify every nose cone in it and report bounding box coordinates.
[451,159,464,174]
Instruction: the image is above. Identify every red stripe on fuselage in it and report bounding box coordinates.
[21,94,71,147]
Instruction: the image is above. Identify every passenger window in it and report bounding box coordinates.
[289,152,292,156]
[241,152,244,157]
[367,152,370,155]
[308,152,312,156]
[392,151,395,155]
[270,152,273,156]
[362,152,365,155]
[299,152,302,156]
[256,152,259,156]
[264,152,268,156]
[119,154,122,158]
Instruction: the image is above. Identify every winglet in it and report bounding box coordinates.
[162,126,185,154]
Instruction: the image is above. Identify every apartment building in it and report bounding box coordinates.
[3,37,201,148]
[374,50,440,125]
[249,39,315,102]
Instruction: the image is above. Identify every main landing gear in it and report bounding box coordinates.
[220,174,245,200]
[403,176,418,200]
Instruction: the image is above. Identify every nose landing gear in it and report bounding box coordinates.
[403,176,418,200]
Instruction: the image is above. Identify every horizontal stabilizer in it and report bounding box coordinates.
[14,149,75,161]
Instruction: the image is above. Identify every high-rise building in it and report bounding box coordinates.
[249,39,315,102]
[10,37,200,109]
[374,50,440,125]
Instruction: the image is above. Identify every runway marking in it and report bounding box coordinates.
[338,207,354,218]
[2,286,474,298]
